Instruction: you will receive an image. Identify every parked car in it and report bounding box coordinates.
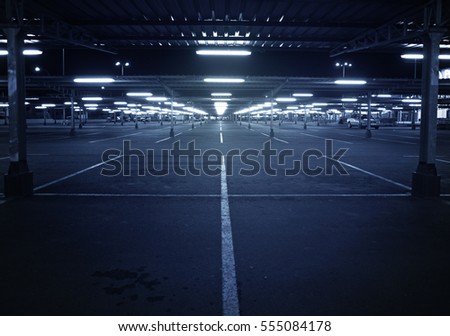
[347,114,380,129]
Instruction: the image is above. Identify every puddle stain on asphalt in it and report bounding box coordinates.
[92,267,166,306]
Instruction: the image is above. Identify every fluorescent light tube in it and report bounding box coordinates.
[293,93,313,97]
[126,92,153,97]
[211,93,232,96]
[196,49,251,56]
[74,77,115,83]
[204,77,245,83]
[335,79,367,85]
[146,97,168,101]
[82,97,103,101]
[275,97,297,102]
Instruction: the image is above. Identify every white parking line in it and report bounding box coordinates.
[260,132,289,144]
[300,132,353,145]
[34,155,124,191]
[437,158,450,164]
[155,137,171,144]
[221,155,240,316]
[34,193,220,197]
[89,132,141,144]
[228,193,410,197]
[220,132,224,143]
[339,161,411,191]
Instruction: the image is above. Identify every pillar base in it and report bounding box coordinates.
[270,128,274,138]
[69,128,76,136]
[303,124,307,130]
[169,128,174,137]
[248,124,251,129]
[412,163,441,197]
[191,123,194,129]
[4,170,34,198]
[135,123,138,129]
[365,129,372,138]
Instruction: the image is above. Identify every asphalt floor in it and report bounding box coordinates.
[0,119,449,315]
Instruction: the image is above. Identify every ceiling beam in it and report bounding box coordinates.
[330,0,448,57]
[18,1,117,54]
[97,35,345,43]
[68,19,377,30]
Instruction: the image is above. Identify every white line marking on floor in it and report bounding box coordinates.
[437,158,450,164]
[220,132,224,143]
[175,132,183,137]
[299,132,353,145]
[34,155,124,191]
[35,193,220,197]
[89,132,141,144]
[32,192,414,198]
[155,137,171,143]
[370,137,416,145]
[274,137,288,144]
[0,156,9,160]
[221,155,240,316]
[260,132,289,143]
[228,193,410,197]
[339,161,412,190]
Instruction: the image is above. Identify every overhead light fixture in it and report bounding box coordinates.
[401,54,423,60]
[293,93,314,97]
[376,94,392,98]
[74,77,115,83]
[211,92,232,97]
[146,96,168,102]
[401,54,450,60]
[126,92,153,97]
[275,97,297,103]
[335,79,367,85]
[402,98,421,103]
[114,101,128,105]
[204,77,245,83]
[0,49,43,56]
[23,49,43,55]
[341,98,358,102]
[84,103,98,107]
[41,104,56,107]
[211,98,231,101]
[196,49,251,56]
[81,97,103,101]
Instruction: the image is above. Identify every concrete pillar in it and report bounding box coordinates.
[270,93,274,138]
[169,95,174,137]
[4,27,33,197]
[365,94,372,138]
[412,30,443,197]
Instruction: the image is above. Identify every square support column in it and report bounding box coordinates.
[411,30,443,197]
[3,28,33,197]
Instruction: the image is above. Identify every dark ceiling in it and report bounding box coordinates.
[0,0,450,115]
